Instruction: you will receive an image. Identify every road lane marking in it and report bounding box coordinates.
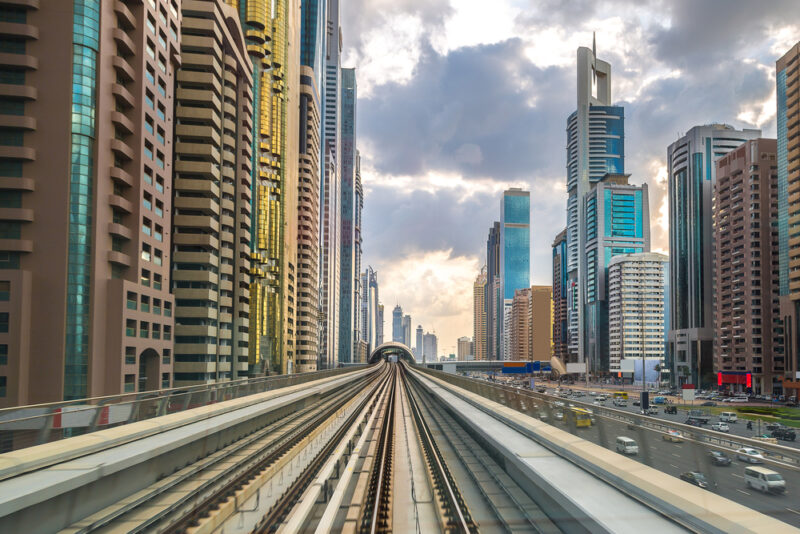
[736,489,751,495]
[731,473,743,478]
[670,464,679,469]
[787,508,800,516]
[671,453,681,458]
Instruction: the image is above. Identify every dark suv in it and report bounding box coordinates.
[772,427,797,441]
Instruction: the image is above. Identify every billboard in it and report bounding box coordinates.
[631,359,660,386]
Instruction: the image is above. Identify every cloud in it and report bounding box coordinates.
[372,249,480,355]
[341,0,800,354]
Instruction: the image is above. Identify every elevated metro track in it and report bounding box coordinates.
[0,362,795,533]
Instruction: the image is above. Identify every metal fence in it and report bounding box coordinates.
[0,366,365,453]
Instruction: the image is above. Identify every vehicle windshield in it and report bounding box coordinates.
[766,474,784,481]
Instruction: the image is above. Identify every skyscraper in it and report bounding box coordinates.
[402,314,412,347]
[500,189,530,359]
[566,45,624,370]
[777,42,800,392]
[423,332,438,363]
[486,222,501,360]
[392,305,403,343]
[172,0,254,385]
[415,325,424,359]
[715,139,782,394]
[510,289,532,361]
[667,124,761,386]
[608,253,668,372]
[583,175,650,372]
[376,304,384,346]
[473,267,487,360]
[0,0,180,406]
[318,0,341,371]
[530,285,553,362]
[359,267,379,352]
[353,151,364,347]
[457,337,472,360]
[552,229,570,363]
[337,67,357,364]
[240,0,302,375]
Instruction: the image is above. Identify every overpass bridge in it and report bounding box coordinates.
[0,361,797,533]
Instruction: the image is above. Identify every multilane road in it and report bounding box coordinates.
[523,387,800,528]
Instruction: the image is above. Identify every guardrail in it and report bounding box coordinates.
[0,365,367,452]
[412,366,800,470]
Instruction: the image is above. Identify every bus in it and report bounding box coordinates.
[566,407,593,427]
[613,391,629,400]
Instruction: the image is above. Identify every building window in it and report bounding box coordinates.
[0,344,7,365]
[164,301,172,317]
[124,374,135,392]
[0,376,5,397]
[141,243,151,262]
[153,298,161,315]
[141,269,151,287]
[154,249,162,266]
[155,200,163,217]
[154,273,162,290]
[154,224,163,242]
[152,323,160,339]
[141,295,150,313]
[125,346,135,365]
[140,321,149,338]
[126,291,136,310]
[126,319,136,337]
[0,281,8,301]
[162,348,170,364]
[0,221,20,239]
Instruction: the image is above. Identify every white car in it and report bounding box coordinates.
[730,397,748,403]
[737,448,765,464]
[711,422,730,432]
[554,411,564,421]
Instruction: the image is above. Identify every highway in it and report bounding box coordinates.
[527,388,800,528]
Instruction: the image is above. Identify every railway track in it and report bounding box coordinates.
[67,362,562,533]
[62,366,388,534]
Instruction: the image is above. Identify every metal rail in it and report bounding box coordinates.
[71,369,382,533]
[364,366,396,534]
[255,367,396,532]
[406,370,558,534]
[400,365,475,533]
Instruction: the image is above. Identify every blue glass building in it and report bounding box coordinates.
[499,189,530,359]
[584,176,649,371]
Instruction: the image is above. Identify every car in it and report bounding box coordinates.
[554,411,564,421]
[737,448,765,464]
[632,399,641,406]
[539,412,549,421]
[663,430,684,442]
[708,451,732,466]
[537,387,547,393]
[779,395,786,402]
[730,397,748,403]
[680,471,711,489]
[772,428,797,442]
[664,405,677,414]
[646,406,659,415]
[711,422,730,432]
[765,422,784,432]
[700,401,716,407]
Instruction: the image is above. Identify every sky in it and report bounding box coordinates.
[341,0,800,356]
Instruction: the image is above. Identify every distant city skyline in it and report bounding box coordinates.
[348,1,794,355]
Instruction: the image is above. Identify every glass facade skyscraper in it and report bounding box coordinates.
[583,176,650,371]
[500,189,530,360]
[337,68,357,363]
[566,46,624,370]
[667,124,760,386]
